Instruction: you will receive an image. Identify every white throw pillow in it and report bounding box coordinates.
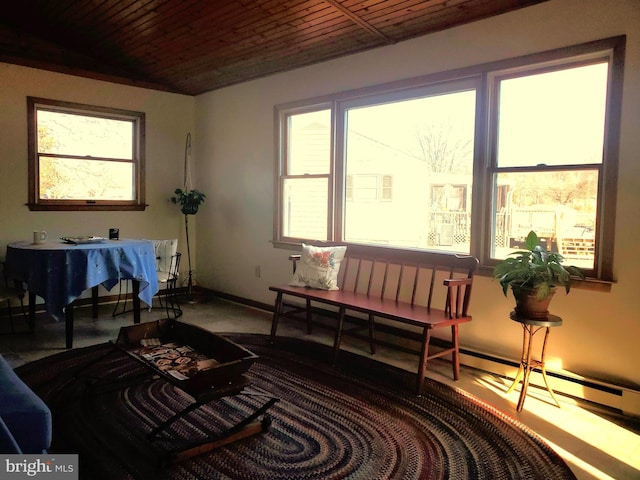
[289,244,347,290]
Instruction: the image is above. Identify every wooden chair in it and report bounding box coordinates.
[112,239,182,319]
[154,251,183,319]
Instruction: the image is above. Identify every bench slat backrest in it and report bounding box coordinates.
[290,247,478,318]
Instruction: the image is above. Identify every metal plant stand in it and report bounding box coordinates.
[507,311,563,411]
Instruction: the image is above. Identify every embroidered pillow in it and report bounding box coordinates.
[289,244,347,290]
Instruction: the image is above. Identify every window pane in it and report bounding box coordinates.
[38,110,133,159]
[40,157,134,200]
[288,110,331,175]
[492,170,597,270]
[352,175,379,201]
[344,90,475,252]
[283,177,328,240]
[497,63,608,167]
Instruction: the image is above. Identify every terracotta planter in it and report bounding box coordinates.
[512,287,556,319]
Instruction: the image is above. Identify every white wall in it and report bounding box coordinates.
[0,64,196,292]
[195,0,640,389]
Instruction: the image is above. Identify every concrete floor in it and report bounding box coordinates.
[1,296,639,480]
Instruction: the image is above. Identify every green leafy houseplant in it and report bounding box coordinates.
[493,231,585,317]
[171,188,206,215]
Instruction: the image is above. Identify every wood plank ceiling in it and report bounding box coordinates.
[0,0,547,96]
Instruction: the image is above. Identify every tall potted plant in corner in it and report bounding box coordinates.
[493,230,584,319]
[171,132,206,303]
[171,188,205,302]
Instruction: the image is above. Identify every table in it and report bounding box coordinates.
[507,311,563,411]
[5,239,159,348]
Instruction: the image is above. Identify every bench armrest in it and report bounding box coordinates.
[443,277,474,318]
[443,277,473,287]
[289,254,302,274]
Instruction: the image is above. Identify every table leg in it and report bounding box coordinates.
[65,302,74,349]
[28,291,74,348]
[28,292,36,331]
[92,286,99,319]
[132,280,141,324]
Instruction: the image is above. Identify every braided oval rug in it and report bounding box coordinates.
[16,334,576,480]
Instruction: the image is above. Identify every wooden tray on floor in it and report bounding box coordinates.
[115,319,258,397]
[113,319,276,464]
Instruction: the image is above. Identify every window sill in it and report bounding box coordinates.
[476,265,613,293]
[27,203,147,212]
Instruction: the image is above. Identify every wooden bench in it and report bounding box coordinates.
[269,245,478,394]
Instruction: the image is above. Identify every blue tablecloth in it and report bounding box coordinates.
[5,239,159,321]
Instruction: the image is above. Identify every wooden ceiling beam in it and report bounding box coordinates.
[323,0,394,44]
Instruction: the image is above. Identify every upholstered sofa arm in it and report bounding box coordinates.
[0,416,21,453]
[0,355,52,453]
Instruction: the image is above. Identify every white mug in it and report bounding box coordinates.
[33,230,47,244]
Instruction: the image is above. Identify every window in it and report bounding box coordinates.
[341,84,476,249]
[280,108,331,241]
[489,62,609,273]
[27,97,146,211]
[275,37,624,281]
[347,175,393,202]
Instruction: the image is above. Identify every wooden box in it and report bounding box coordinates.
[115,319,258,396]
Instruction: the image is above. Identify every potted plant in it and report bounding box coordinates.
[171,188,206,215]
[170,187,205,303]
[493,230,584,318]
